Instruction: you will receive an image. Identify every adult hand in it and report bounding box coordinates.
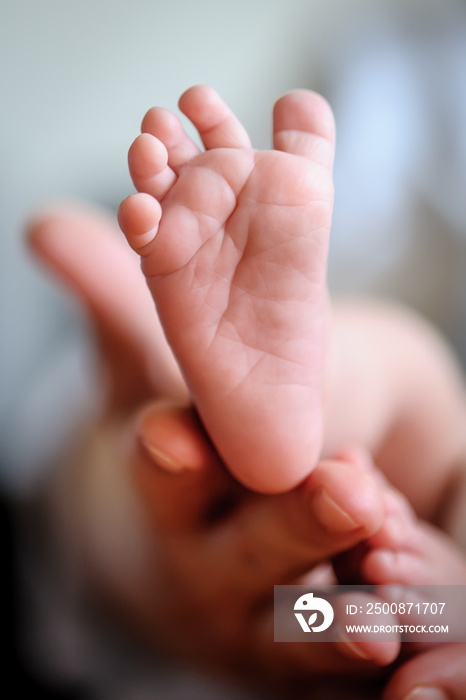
[28,201,188,409]
[128,402,398,685]
[27,202,433,697]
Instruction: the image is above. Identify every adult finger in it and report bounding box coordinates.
[205,450,385,597]
[133,401,242,531]
[27,202,186,406]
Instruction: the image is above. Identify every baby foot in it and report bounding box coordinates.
[363,511,466,587]
[119,85,335,493]
[337,470,466,586]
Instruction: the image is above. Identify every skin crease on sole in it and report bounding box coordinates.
[119,85,336,494]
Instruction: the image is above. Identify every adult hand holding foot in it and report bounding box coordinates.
[130,402,397,677]
[28,203,394,696]
[28,204,465,697]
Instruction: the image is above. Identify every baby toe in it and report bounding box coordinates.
[128,133,176,199]
[118,193,161,251]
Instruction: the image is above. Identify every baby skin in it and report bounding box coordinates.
[334,458,466,587]
[119,85,466,518]
[118,85,335,493]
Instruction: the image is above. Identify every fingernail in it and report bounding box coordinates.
[138,403,191,474]
[403,687,448,700]
[337,635,373,661]
[140,440,187,473]
[313,489,359,532]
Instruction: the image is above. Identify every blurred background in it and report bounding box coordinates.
[2,0,466,492]
[1,0,466,696]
